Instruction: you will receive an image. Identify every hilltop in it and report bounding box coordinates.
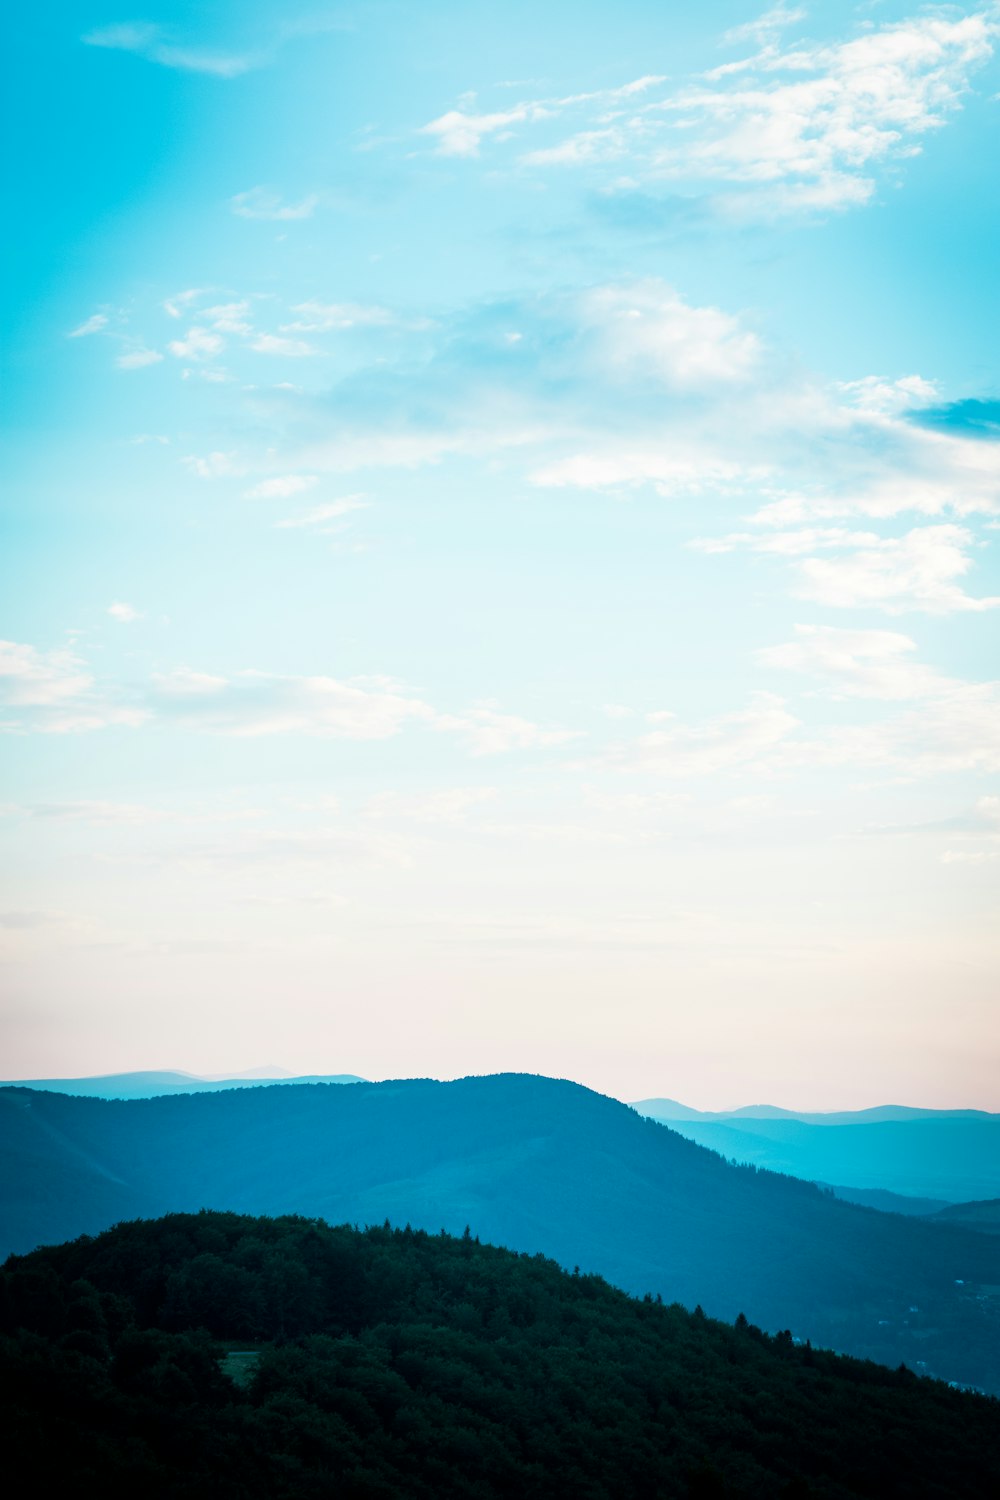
[3,1210,1000,1499]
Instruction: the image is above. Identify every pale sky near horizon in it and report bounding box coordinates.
[2,1,999,1109]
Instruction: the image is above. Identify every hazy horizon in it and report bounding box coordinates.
[3,2,999,1110]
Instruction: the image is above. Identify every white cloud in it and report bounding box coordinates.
[250,334,319,358]
[752,417,1000,524]
[838,374,939,416]
[68,313,108,338]
[694,524,1000,614]
[163,289,206,318]
[758,626,1000,777]
[230,188,319,220]
[152,668,437,740]
[183,451,244,479]
[201,301,253,334]
[425,12,997,219]
[168,327,225,361]
[117,349,163,369]
[0,640,148,734]
[795,524,1000,614]
[285,302,393,332]
[420,102,554,157]
[600,692,798,777]
[691,526,881,557]
[243,474,318,500]
[758,625,949,700]
[22,801,170,825]
[531,446,749,494]
[1,636,583,758]
[579,281,761,388]
[420,76,665,157]
[107,602,141,623]
[0,640,93,707]
[723,5,806,48]
[83,23,256,78]
[364,788,498,823]
[439,708,581,756]
[589,629,1000,783]
[154,668,230,698]
[274,497,368,529]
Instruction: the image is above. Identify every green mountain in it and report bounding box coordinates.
[2,1074,999,1391]
[3,1210,1000,1499]
[632,1102,1000,1203]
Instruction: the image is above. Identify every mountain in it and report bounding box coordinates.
[4,1211,1000,1500]
[2,1073,999,1392]
[632,1100,1000,1202]
[3,1070,365,1099]
[818,1183,951,1217]
[931,1200,1000,1236]
[633,1100,997,1125]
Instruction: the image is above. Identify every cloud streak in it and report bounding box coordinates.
[83,23,258,78]
[419,11,997,218]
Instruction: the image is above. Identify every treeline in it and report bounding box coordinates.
[2,1211,999,1498]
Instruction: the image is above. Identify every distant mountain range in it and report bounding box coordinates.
[2,1073,999,1393]
[1,1070,365,1099]
[632,1098,1000,1203]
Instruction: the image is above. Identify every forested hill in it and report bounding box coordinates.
[2,1074,999,1392]
[3,1212,1000,1499]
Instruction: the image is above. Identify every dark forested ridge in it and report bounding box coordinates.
[3,1211,999,1499]
[2,1074,999,1392]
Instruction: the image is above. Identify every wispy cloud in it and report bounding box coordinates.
[107,602,142,623]
[117,349,163,370]
[243,475,319,501]
[437,706,581,756]
[419,11,997,219]
[168,327,225,361]
[1,636,576,756]
[83,23,257,78]
[593,627,1000,782]
[274,497,368,529]
[230,188,319,220]
[420,76,665,158]
[250,334,318,358]
[285,302,393,332]
[68,313,108,338]
[693,525,1000,614]
[0,640,93,707]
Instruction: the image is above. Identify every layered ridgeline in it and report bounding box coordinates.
[632,1101,1000,1205]
[2,1075,999,1392]
[2,1070,364,1099]
[3,1212,1000,1499]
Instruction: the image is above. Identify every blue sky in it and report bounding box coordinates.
[2,1,999,1106]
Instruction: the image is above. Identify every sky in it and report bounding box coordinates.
[1,1,998,1108]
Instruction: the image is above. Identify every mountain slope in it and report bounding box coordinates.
[932,1200,1000,1235]
[3,1070,364,1099]
[4,1211,1000,1500]
[633,1104,1000,1202]
[2,1074,999,1391]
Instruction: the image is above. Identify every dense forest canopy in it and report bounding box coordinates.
[2,1211,999,1499]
